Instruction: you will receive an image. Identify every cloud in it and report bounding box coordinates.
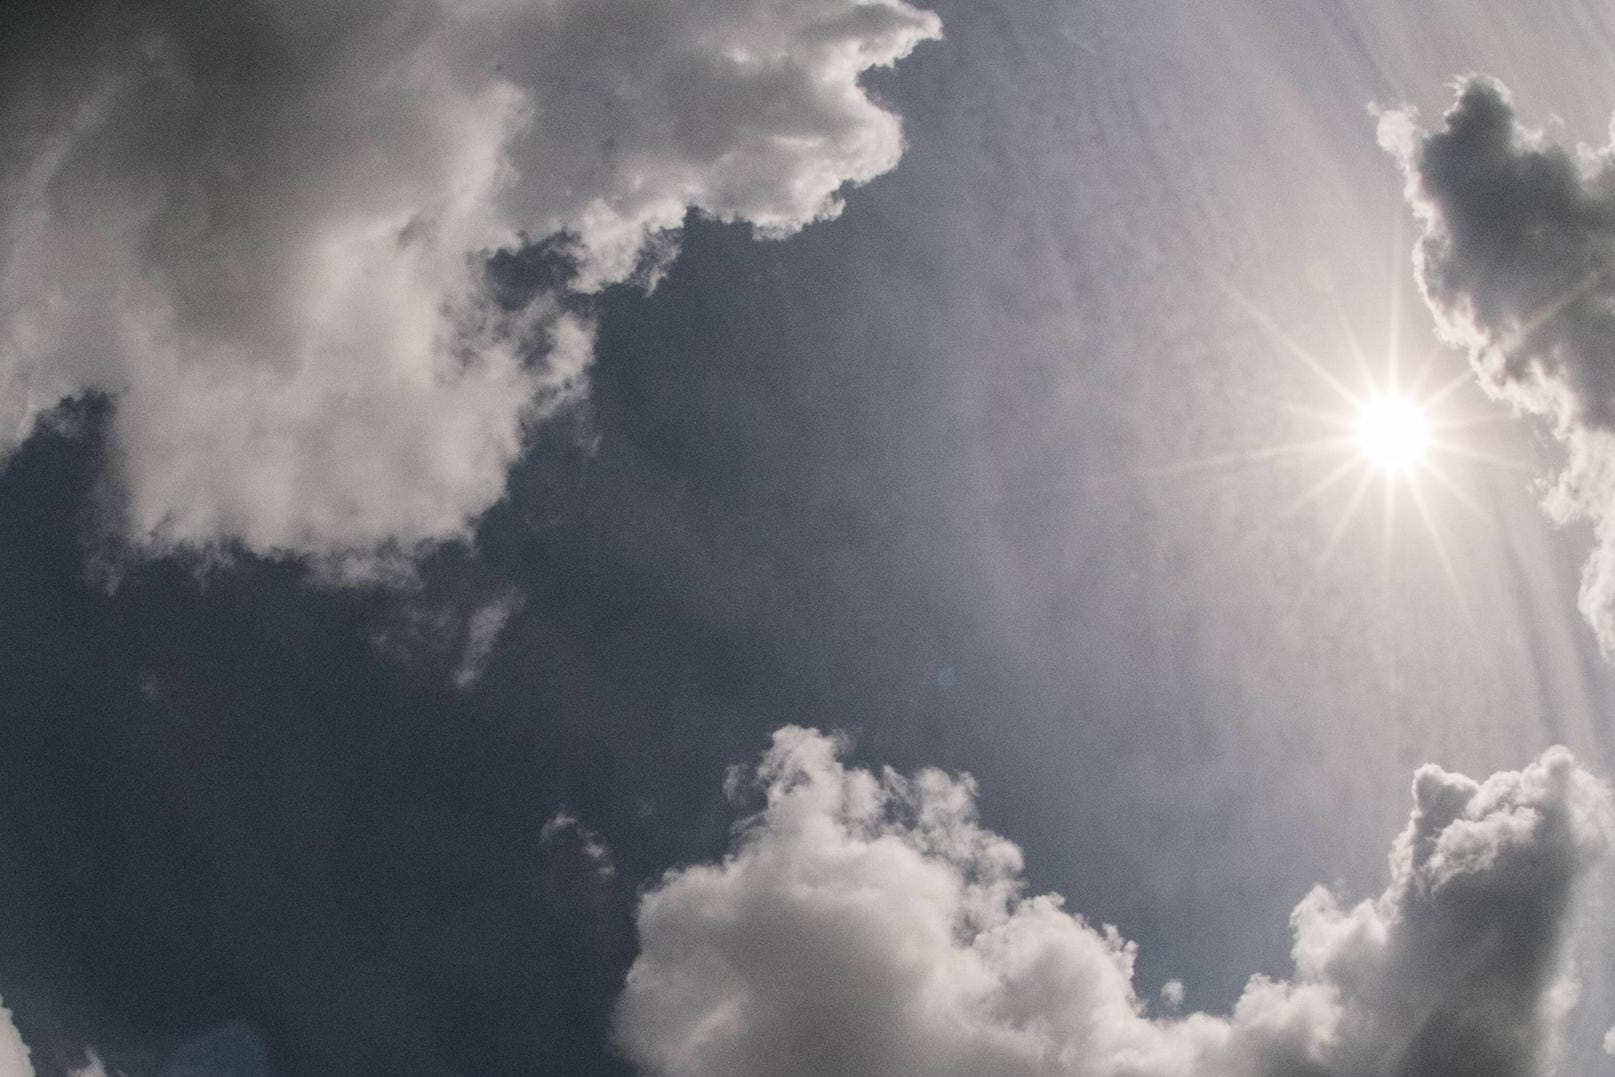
[0,0,940,570]
[453,588,525,689]
[67,1050,107,1077]
[616,726,1612,1077]
[1379,76,1615,655]
[540,810,616,880]
[0,999,30,1077]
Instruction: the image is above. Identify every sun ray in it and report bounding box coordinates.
[1135,437,1352,479]
[1279,466,1378,622]
[1328,288,1379,393]
[1224,454,1363,565]
[1428,411,1512,432]
[1408,478,1475,627]
[1225,286,1361,406]
[1421,364,1481,411]
[1279,454,1364,521]
[1207,250,1529,623]
[1278,399,1361,429]
[1426,439,1532,475]
[1379,470,1397,581]
[1169,257,1518,616]
[1314,467,1378,576]
[1498,269,1604,356]
[1421,461,1496,530]
[1401,340,1453,400]
[1386,213,1404,392]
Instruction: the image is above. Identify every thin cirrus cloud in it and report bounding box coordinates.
[1381,76,1615,657]
[0,0,941,571]
[616,726,1611,1077]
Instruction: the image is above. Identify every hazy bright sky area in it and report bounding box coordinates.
[5,1,1615,1074]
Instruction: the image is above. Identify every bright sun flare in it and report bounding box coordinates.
[1153,285,1522,604]
[1354,394,1431,473]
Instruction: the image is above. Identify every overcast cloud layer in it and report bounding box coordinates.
[1383,76,1615,656]
[0,0,938,567]
[618,727,1612,1077]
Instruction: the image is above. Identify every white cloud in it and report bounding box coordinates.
[453,588,525,689]
[540,810,615,879]
[0,0,940,569]
[1381,76,1615,656]
[0,996,109,1077]
[67,1050,107,1077]
[0,999,30,1077]
[616,726,1612,1077]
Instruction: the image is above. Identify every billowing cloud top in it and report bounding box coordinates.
[617,727,1611,1076]
[0,0,939,568]
[1381,77,1615,655]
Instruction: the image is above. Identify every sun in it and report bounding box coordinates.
[1142,281,1528,607]
[1354,394,1431,474]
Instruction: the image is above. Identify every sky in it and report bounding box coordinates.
[5,1,1615,1074]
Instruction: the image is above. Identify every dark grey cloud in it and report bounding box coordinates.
[0,0,939,569]
[1383,76,1615,654]
[618,727,1611,1077]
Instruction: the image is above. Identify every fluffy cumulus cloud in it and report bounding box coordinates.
[1380,77,1615,655]
[0,1000,30,1077]
[0,0,940,568]
[617,727,1612,1077]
